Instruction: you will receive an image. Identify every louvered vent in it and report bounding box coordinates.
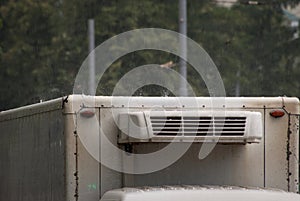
[118,111,262,144]
[150,116,246,137]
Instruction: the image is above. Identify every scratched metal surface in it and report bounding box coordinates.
[0,95,298,201]
[91,96,299,193]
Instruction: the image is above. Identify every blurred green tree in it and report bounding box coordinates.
[0,0,299,110]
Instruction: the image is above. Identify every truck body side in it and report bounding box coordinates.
[0,95,299,201]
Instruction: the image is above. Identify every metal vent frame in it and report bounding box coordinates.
[118,110,262,144]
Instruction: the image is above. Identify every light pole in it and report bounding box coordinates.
[179,0,188,96]
[88,19,95,95]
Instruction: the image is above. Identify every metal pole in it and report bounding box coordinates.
[88,19,95,95]
[235,69,240,97]
[179,0,187,96]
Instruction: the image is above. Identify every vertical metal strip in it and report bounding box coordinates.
[74,130,79,201]
[287,114,291,191]
[99,108,102,198]
[282,106,300,192]
[263,106,266,187]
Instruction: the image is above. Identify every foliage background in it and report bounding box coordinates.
[0,0,299,110]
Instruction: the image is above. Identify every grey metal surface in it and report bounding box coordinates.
[0,108,65,201]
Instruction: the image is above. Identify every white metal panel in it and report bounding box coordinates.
[65,95,298,109]
[265,109,289,191]
[64,114,77,201]
[124,142,264,188]
[99,108,123,196]
[62,95,300,194]
[118,110,262,143]
[101,186,300,201]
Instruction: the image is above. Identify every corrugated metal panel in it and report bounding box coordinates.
[0,109,65,201]
[0,97,63,121]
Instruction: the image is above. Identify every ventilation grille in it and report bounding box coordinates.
[118,111,262,144]
[150,116,246,137]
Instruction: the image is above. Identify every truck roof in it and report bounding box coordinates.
[101,185,300,201]
[1,95,298,118]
